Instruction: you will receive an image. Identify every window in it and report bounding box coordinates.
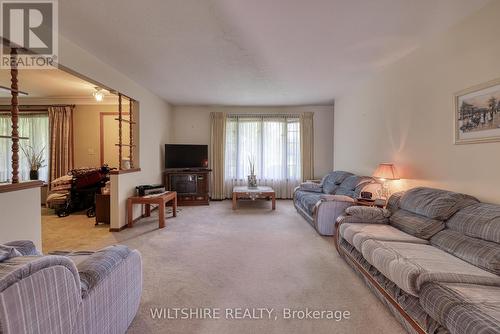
[0,113,50,182]
[224,114,301,198]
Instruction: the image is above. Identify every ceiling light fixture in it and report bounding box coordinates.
[93,87,104,102]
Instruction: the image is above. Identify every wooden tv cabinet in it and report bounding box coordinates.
[163,169,211,206]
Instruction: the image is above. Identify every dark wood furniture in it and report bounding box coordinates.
[127,191,177,229]
[95,193,110,225]
[163,169,211,206]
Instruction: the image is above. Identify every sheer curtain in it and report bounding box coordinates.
[224,114,301,198]
[0,113,50,182]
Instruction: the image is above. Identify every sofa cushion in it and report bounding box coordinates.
[0,245,22,262]
[335,175,373,198]
[446,203,500,243]
[431,230,500,275]
[387,191,404,213]
[399,187,478,220]
[361,240,500,296]
[4,240,41,256]
[345,206,391,223]
[321,171,353,194]
[294,190,322,216]
[390,209,445,240]
[340,223,428,252]
[420,282,500,334]
[298,182,323,193]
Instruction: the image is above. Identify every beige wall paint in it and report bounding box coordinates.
[334,1,500,203]
[171,105,334,178]
[73,104,116,167]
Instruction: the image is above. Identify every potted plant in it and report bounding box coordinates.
[247,156,257,188]
[21,145,46,180]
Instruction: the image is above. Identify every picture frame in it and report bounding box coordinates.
[454,78,500,144]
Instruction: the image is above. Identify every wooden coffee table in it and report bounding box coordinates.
[232,186,276,210]
[127,191,177,229]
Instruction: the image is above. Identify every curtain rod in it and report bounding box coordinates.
[227,113,301,118]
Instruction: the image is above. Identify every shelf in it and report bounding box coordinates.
[115,143,136,147]
[114,118,136,124]
[0,135,29,140]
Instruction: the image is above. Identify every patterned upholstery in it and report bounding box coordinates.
[293,171,380,236]
[73,250,142,334]
[77,245,132,297]
[0,246,21,262]
[361,240,500,296]
[420,282,500,334]
[321,171,353,194]
[339,186,500,334]
[297,182,323,193]
[446,203,500,243]
[4,240,41,256]
[390,210,445,240]
[399,187,478,220]
[431,230,500,275]
[0,256,80,293]
[0,243,142,334]
[339,239,446,334]
[340,222,428,252]
[335,175,373,198]
[344,206,391,223]
[293,190,322,218]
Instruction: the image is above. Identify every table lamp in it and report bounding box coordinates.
[372,163,399,199]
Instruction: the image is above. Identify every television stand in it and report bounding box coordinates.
[163,169,211,206]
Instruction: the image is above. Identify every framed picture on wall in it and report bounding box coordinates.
[455,78,500,144]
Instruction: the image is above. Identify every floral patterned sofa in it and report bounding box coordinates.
[293,171,380,236]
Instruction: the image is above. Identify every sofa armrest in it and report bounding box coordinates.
[77,245,132,297]
[320,194,356,203]
[0,256,82,334]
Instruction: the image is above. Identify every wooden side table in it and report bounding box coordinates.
[127,191,177,229]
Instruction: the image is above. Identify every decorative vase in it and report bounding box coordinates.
[29,170,39,180]
[247,174,257,188]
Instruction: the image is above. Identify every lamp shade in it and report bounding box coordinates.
[372,163,399,180]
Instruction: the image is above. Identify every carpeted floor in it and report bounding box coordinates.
[42,200,404,334]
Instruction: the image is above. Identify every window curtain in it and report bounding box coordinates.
[209,112,226,199]
[49,106,74,184]
[300,112,314,181]
[0,113,49,182]
[224,114,301,199]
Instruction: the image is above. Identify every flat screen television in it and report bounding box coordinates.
[165,144,208,169]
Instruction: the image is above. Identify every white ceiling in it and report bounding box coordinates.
[0,69,105,98]
[59,0,490,106]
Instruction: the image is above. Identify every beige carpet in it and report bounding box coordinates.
[42,200,404,334]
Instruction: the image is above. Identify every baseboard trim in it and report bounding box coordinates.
[109,206,160,232]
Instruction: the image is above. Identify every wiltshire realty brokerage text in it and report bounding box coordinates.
[150,307,352,321]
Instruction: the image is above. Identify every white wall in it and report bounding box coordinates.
[57,36,172,229]
[171,105,334,178]
[334,1,500,203]
[0,187,42,249]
